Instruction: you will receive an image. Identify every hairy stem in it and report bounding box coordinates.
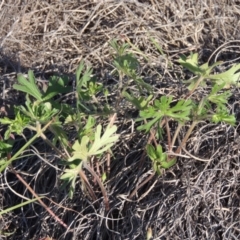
[171,122,183,149]
[186,75,205,98]
[83,162,110,211]
[40,132,67,158]
[78,169,98,202]
[175,121,198,154]
[11,168,68,229]
[138,121,158,169]
[165,117,172,152]
[0,120,54,172]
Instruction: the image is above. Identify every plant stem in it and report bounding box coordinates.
[0,120,54,172]
[78,169,98,202]
[138,121,158,169]
[11,167,68,229]
[165,117,172,152]
[175,121,198,154]
[171,122,183,149]
[186,75,205,98]
[83,162,110,211]
[40,132,67,158]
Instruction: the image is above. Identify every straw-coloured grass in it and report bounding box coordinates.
[0,1,240,239]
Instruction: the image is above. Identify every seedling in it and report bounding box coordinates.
[146,144,176,175]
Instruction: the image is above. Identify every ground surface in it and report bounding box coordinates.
[0,1,240,239]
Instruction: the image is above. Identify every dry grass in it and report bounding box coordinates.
[0,0,240,239]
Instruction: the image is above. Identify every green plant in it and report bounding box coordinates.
[121,51,236,175]
[110,39,152,93]
[0,61,118,218]
[146,144,176,175]
[179,53,240,91]
[0,36,238,225]
[61,122,119,208]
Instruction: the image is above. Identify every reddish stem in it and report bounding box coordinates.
[11,168,68,229]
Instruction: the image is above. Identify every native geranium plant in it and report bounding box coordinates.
[123,52,237,175]
[61,122,119,210]
[0,61,117,212]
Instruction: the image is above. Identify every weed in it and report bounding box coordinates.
[0,39,237,228]
[0,62,119,219]
[110,41,236,175]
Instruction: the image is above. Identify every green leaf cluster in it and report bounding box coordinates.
[0,40,238,212]
[110,39,152,93]
[14,71,71,103]
[76,61,104,113]
[0,110,30,139]
[61,123,119,198]
[138,96,192,132]
[68,124,119,162]
[0,59,121,208]
[122,51,237,175]
[179,53,240,90]
[146,144,176,175]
